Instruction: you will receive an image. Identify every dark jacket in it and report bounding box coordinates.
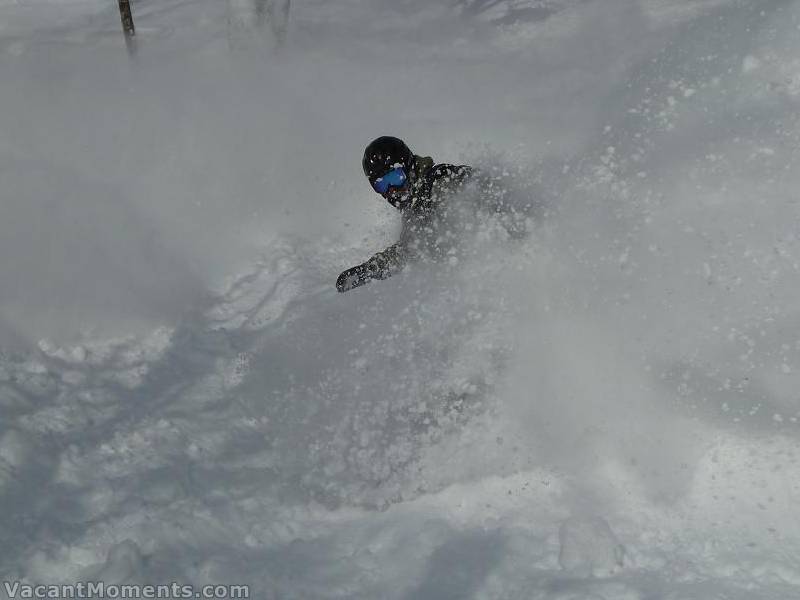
[337,155,472,292]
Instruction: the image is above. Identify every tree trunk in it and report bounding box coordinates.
[266,0,290,47]
[227,0,289,50]
[118,0,136,55]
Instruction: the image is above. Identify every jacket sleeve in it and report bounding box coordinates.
[335,242,410,293]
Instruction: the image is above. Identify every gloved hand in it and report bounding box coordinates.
[336,264,370,293]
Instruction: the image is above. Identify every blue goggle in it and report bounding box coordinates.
[371,167,407,195]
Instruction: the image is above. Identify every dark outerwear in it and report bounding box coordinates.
[336,155,472,292]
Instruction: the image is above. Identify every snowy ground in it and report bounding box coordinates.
[2,0,800,598]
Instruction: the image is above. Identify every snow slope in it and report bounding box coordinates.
[2,0,800,598]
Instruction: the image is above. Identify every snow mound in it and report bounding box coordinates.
[558,516,625,577]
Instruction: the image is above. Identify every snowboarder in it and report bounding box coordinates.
[336,136,472,292]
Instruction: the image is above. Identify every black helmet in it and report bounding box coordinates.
[362,136,414,181]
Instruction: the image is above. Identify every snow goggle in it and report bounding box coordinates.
[371,167,407,195]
